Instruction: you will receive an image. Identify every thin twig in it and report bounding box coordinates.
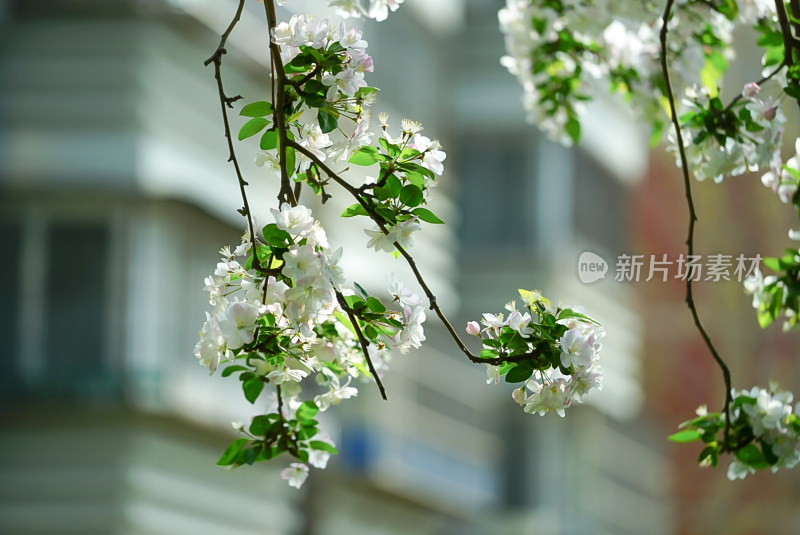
[204,0,261,270]
[660,0,733,449]
[721,62,786,115]
[335,290,388,400]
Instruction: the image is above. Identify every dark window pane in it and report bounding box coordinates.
[458,138,531,251]
[574,153,630,253]
[0,221,20,398]
[45,223,113,399]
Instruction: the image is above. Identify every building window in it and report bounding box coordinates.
[458,134,535,253]
[1,216,117,402]
[44,224,115,399]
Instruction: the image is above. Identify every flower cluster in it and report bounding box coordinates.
[743,249,800,331]
[196,203,427,488]
[240,16,376,171]
[242,13,448,256]
[499,2,800,332]
[201,0,615,489]
[344,116,447,255]
[467,289,604,417]
[327,0,404,22]
[670,384,800,480]
[676,81,786,184]
[497,0,735,145]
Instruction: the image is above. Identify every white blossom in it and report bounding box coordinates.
[281,463,310,489]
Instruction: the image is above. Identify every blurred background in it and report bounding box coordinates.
[1,0,799,533]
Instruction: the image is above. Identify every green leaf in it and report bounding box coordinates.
[262,223,292,247]
[735,443,769,469]
[399,184,424,207]
[242,376,264,404]
[373,184,394,202]
[345,295,366,310]
[649,121,664,148]
[505,364,534,383]
[374,204,396,225]
[305,79,326,94]
[557,309,601,326]
[242,444,263,465]
[366,296,386,313]
[732,395,756,408]
[217,438,248,466]
[286,145,296,177]
[700,52,727,97]
[404,169,426,189]
[349,146,382,166]
[260,130,278,150]
[698,445,719,467]
[249,414,275,436]
[479,348,498,359]
[379,137,400,158]
[354,86,379,98]
[341,203,368,217]
[305,93,327,108]
[565,116,581,144]
[309,440,339,454]
[238,118,270,141]
[285,109,305,124]
[240,101,273,117]
[667,429,702,443]
[385,175,402,197]
[364,323,378,340]
[763,257,781,271]
[298,426,319,441]
[318,108,339,133]
[296,400,319,421]
[412,208,444,224]
[221,365,247,378]
[764,46,784,68]
[715,0,737,20]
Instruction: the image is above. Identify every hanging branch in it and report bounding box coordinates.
[263,0,298,207]
[287,140,553,367]
[204,0,262,270]
[659,0,733,449]
[335,290,387,400]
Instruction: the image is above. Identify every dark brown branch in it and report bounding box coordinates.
[660,0,733,449]
[777,0,800,114]
[721,62,786,115]
[275,385,300,457]
[776,0,800,65]
[264,0,298,207]
[204,0,261,271]
[791,0,800,37]
[287,64,323,89]
[335,290,388,400]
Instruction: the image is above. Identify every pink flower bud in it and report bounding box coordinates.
[741,82,760,98]
[465,321,481,336]
[765,106,777,121]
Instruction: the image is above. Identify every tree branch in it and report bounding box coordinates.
[287,141,550,367]
[660,0,733,450]
[263,0,298,207]
[204,0,262,271]
[335,290,388,400]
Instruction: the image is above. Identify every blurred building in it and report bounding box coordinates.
[0,1,671,534]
